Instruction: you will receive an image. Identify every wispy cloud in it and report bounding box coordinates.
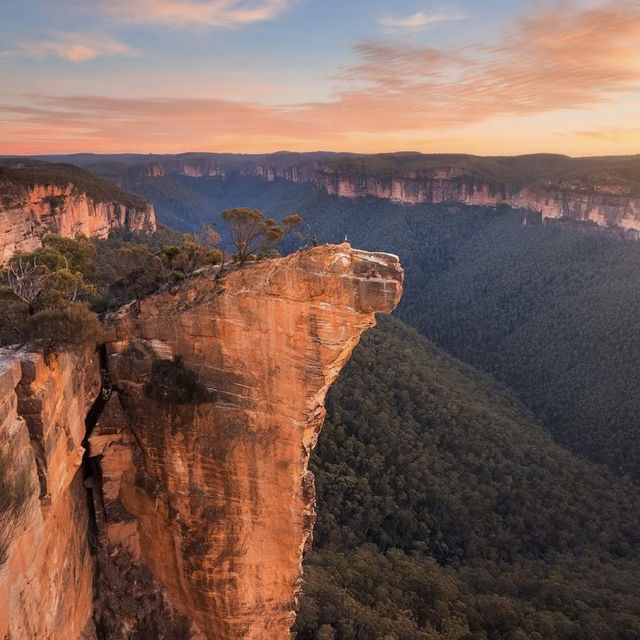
[338,0,640,129]
[2,32,137,62]
[574,126,640,143]
[2,1,640,154]
[102,0,294,28]
[378,9,468,30]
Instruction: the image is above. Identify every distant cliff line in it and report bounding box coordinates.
[137,152,640,232]
[0,162,156,264]
[10,151,640,235]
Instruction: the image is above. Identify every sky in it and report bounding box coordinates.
[1,0,639,156]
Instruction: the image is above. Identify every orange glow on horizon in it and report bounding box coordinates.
[1,0,639,158]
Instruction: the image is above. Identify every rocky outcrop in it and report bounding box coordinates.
[91,244,403,639]
[0,348,101,640]
[0,244,401,639]
[0,183,156,264]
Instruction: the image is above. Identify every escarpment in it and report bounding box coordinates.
[0,164,156,264]
[127,153,640,232]
[0,349,102,640]
[313,170,640,230]
[0,244,403,639]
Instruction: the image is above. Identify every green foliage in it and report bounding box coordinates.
[0,286,28,345]
[163,238,221,277]
[26,303,104,355]
[0,235,101,348]
[283,214,318,246]
[91,227,221,310]
[91,243,167,310]
[38,233,98,280]
[0,449,34,565]
[145,355,215,404]
[221,207,284,263]
[296,316,640,639]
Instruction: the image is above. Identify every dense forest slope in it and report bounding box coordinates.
[295,316,640,640]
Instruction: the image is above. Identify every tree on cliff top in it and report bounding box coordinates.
[0,235,101,352]
[221,207,284,263]
[283,214,319,246]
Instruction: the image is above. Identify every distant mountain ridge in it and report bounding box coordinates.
[29,151,640,233]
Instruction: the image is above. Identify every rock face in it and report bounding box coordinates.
[134,154,640,231]
[0,183,156,264]
[0,244,402,639]
[93,244,403,639]
[0,348,101,640]
[313,171,640,230]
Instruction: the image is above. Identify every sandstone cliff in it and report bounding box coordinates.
[0,244,403,639]
[0,348,101,640]
[313,169,640,230]
[0,165,156,264]
[128,153,640,232]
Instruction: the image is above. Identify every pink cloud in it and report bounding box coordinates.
[328,0,640,130]
[103,0,294,28]
[378,10,468,30]
[2,33,137,62]
[1,1,640,153]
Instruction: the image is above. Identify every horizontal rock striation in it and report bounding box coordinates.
[315,171,640,230]
[94,244,403,639]
[140,155,640,231]
[0,182,156,264]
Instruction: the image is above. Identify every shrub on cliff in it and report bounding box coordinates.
[0,235,103,350]
[26,303,104,357]
[1,235,97,314]
[0,450,34,565]
[145,355,215,405]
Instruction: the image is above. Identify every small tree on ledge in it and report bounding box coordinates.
[221,207,284,264]
[283,214,319,246]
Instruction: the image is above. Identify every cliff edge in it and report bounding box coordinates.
[0,244,402,639]
[0,163,156,264]
[95,243,403,639]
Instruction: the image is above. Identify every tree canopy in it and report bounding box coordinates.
[221,207,284,263]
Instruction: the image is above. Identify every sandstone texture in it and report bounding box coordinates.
[0,244,402,639]
[0,348,101,640]
[0,183,156,264]
[93,244,403,639]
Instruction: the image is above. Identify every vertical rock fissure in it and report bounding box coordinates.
[79,344,113,640]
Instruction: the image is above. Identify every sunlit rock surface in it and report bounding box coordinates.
[94,244,403,639]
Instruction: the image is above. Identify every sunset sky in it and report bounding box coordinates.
[1,0,639,156]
